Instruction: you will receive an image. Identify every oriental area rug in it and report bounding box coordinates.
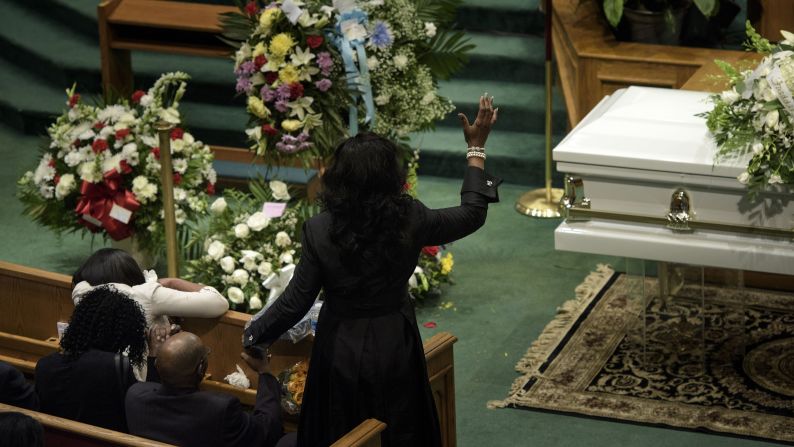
[490,265,794,443]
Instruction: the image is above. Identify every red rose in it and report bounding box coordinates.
[422,246,440,257]
[119,160,133,174]
[68,94,80,108]
[244,1,259,16]
[173,172,182,185]
[48,159,56,168]
[131,90,146,104]
[53,175,61,185]
[206,183,216,195]
[151,147,160,159]
[289,83,304,100]
[170,128,184,140]
[254,54,267,69]
[91,139,108,153]
[115,128,130,140]
[264,71,279,85]
[93,121,105,130]
[306,35,324,49]
[261,124,278,137]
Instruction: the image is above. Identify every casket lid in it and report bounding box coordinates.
[553,86,747,178]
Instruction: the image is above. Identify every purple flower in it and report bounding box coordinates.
[369,21,393,49]
[236,61,257,76]
[297,132,309,142]
[276,84,292,101]
[260,85,276,102]
[275,100,290,113]
[316,52,333,76]
[315,78,332,92]
[236,76,253,94]
[276,133,311,153]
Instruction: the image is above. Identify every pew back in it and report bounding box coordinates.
[0,403,174,447]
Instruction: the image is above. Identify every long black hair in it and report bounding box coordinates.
[320,132,412,270]
[72,248,145,287]
[61,286,148,368]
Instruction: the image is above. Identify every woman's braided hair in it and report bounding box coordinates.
[60,286,148,368]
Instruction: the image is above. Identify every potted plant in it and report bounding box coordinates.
[603,0,723,44]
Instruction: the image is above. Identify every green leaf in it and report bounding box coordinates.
[418,30,475,80]
[410,0,462,25]
[693,0,718,17]
[603,0,624,28]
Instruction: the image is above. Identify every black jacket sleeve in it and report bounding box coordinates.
[0,361,39,410]
[419,166,502,247]
[223,373,283,447]
[244,221,322,348]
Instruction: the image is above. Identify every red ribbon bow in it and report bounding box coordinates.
[75,169,140,241]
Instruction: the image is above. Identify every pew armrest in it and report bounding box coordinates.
[330,419,386,447]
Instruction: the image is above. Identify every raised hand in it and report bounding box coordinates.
[458,94,498,148]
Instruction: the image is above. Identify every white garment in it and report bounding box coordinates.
[71,274,229,380]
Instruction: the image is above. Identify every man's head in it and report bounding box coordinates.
[155,332,210,389]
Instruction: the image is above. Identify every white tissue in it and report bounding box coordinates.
[224,364,251,389]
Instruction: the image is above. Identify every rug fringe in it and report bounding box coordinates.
[487,264,614,410]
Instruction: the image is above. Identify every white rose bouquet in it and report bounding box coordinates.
[17,72,217,254]
[702,23,794,190]
[185,180,310,313]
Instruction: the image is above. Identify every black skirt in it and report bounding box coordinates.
[296,299,441,447]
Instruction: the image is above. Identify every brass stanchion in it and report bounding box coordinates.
[155,121,179,277]
[515,0,564,218]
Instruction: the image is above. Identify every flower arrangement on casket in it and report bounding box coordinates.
[185,180,311,313]
[16,72,217,254]
[222,0,472,163]
[702,23,794,191]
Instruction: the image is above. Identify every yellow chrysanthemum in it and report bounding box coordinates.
[247,96,270,119]
[279,65,300,84]
[281,119,303,132]
[269,33,296,58]
[259,8,281,30]
[440,253,454,275]
[252,42,266,58]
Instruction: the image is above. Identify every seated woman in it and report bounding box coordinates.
[71,248,229,379]
[36,286,165,432]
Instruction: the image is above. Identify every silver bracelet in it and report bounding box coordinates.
[466,151,486,160]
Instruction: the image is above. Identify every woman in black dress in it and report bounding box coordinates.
[244,96,500,446]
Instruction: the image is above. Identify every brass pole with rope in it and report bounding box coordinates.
[515,0,564,218]
[155,121,179,277]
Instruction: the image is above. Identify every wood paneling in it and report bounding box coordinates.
[552,0,752,127]
[749,0,794,42]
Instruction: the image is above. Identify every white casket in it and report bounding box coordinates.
[553,86,794,276]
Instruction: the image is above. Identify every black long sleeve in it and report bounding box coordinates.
[0,361,38,410]
[244,222,322,348]
[223,373,283,447]
[418,166,502,246]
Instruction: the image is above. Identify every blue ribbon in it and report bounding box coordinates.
[330,9,376,135]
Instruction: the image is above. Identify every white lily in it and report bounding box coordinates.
[288,96,316,120]
[302,113,324,131]
[291,47,315,67]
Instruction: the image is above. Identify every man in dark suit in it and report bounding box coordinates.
[0,361,38,410]
[125,332,292,447]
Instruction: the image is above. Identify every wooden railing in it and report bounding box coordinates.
[0,402,174,447]
[1,402,384,447]
[0,260,457,446]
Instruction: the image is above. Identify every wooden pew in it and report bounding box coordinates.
[0,260,458,446]
[0,402,174,447]
[1,403,385,447]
